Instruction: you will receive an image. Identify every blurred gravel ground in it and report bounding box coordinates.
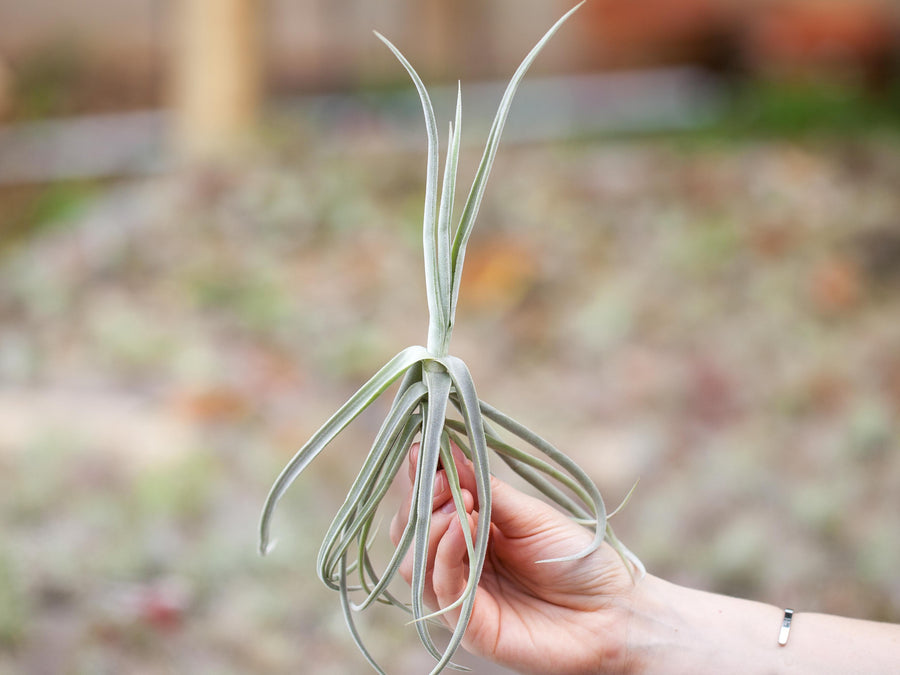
[1,134,899,673]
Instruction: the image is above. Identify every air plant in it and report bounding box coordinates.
[259,3,642,673]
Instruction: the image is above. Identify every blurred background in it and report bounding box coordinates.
[1,0,899,673]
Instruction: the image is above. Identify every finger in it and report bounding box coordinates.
[445,440,479,502]
[396,483,474,580]
[448,436,590,557]
[390,442,429,545]
[483,478,547,535]
[447,440,539,534]
[391,459,450,545]
[398,485,475,610]
[390,445,416,545]
[390,482,413,545]
[395,470,452,580]
[432,508,479,627]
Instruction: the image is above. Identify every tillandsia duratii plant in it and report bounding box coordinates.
[259,3,643,673]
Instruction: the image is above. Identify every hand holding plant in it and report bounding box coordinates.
[392,442,640,675]
[259,4,641,673]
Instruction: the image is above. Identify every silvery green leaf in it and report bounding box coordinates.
[449,2,584,322]
[477,397,607,563]
[606,523,647,580]
[374,32,448,351]
[317,382,427,587]
[434,85,463,346]
[412,433,477,624]
[444,418,594,525]
[433,355,492,673]
[608,479,640,519]
[352,418,422,612]
[259,345,429,555]
[339,553,387,675]
[410,366,452,660]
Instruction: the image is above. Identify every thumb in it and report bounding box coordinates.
[490,478,566,534]
[449,440,574,540]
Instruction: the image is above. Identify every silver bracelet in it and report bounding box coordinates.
[778,608,794,646]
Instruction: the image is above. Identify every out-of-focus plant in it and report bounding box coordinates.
[259,4,642,673]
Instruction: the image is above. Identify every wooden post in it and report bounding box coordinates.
[171,0,262,161]
[0,55,12,121]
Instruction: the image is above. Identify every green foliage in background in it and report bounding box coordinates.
[712,79,900,138]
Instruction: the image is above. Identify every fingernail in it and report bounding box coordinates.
[433,472,447,495]
[439,499,457,514]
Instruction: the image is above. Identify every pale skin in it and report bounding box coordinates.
[390,443,900,675]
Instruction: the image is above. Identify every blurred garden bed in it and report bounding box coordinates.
[1,131,900,673]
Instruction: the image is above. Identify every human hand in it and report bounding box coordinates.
[390,442,640,675]
[392,442,900,675]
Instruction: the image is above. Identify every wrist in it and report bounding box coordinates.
[621,575,784,675]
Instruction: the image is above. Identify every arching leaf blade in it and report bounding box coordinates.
[435,356,492,673]
[259,345,429,556]
[450,2,584,321]
[374,32,447,346]
[317,382,427,586]
[339,552,388,675]
[410,367,452,660]
[435,84,463,345]
[477,396,607,563]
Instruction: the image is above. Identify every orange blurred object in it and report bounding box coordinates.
[171,386,253,423]
[743,0,897,83]
[582,0,730,69]
[810,255,863,314]
[457,235,538,313]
